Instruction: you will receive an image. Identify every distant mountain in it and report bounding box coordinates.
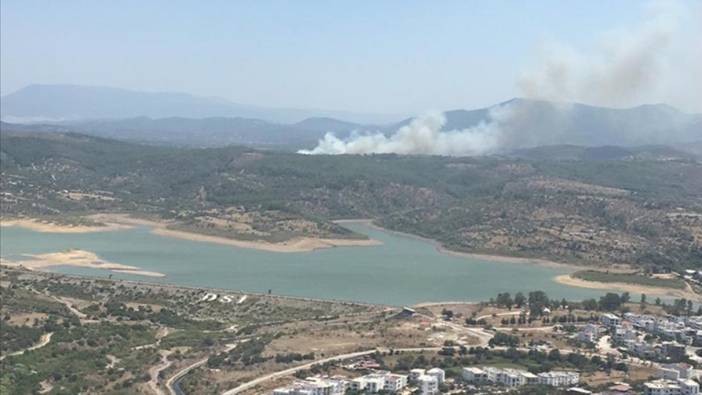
[390,98,701,149]
[62,117,327,148]
[292,117,363,133]
[0,84,397,124]
[0,116,372,149]
[2,89,699,151]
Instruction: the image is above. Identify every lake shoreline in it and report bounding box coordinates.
[0,249,165,278]
[1,219,618,305]
[554,274,700,301]
[0,218,130,233]
[4,215,601,270]
[2,214,382,253]
[343,219,589,271]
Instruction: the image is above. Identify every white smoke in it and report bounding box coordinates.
[518,0,700,109]
[300,0,700,156]
[298,107,508,156]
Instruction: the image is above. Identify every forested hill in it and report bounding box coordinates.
[2,131,701,270]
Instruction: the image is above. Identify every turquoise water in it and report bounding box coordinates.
[0,223,612,305]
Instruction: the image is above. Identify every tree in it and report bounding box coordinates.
[582,299,598,311]
[497,293,513,310]
[548,349,561,361]
[488,332,519,348]
[514,292,526,308]
[640,293,647,304]
[528,291,549,317]
[620,292,630,304]
[598,293,622,311]
[655,297,662,306]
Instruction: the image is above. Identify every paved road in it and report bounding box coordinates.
[220,346,448,395]
[216,325,654,395]
[476,311,522,321]
[166,343,239,395]
[220,349,376,395]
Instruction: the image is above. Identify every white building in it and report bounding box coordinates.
[644,378,699,395]
[613,324,637,342]
[273,376,347,395]
[382,374,407,392]
[600,313,621,327]
[537,371,579,387]
[659,363,695,380]
[497,368,527,387]
[426,368,445,384]
[463,366,537,387]
[350,377,367,392]
[348,372,406,393]
[578,324,603,343]
[462,367,488,383]
[409,369,426,382]
[416,374,438,395]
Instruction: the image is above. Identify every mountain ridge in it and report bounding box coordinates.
[2,86,700,151]
[0,84,398,124]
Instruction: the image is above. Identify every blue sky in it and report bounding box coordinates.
[1,1,699,114]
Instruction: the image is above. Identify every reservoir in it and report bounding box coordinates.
[0,222,612,305]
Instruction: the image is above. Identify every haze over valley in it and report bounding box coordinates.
[2,2,702,395]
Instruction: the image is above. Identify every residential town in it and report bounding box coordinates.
[267,307,702,395]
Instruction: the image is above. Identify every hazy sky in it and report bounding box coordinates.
[2,1,700,114]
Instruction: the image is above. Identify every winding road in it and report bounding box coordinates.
[166,343,239,395]
[220,347,445,395]
[0,332,54,361]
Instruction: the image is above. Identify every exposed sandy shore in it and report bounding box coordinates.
[2,214,381,252]
[1,250,165,278]
[554,274,701,301]
[1,218,130,233]
[90,214,382,252]
[151,227,381,253]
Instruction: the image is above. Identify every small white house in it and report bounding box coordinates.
[426,368,445,384]
[462,367,487,383]
[416,375,438,395]
[600,313,621,328]
[409,368,426,382]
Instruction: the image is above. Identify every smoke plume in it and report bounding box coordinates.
[298,109,506,156]
[517,1,692,108]
[299,1,700,156]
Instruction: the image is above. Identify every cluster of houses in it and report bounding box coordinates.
[272,364,581,395]
[271,368,445,395]
[462,366,579,388]
[643,378,699,395]
[640,363,700,395]
[573,312,702,395]
[576,312,699,361]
